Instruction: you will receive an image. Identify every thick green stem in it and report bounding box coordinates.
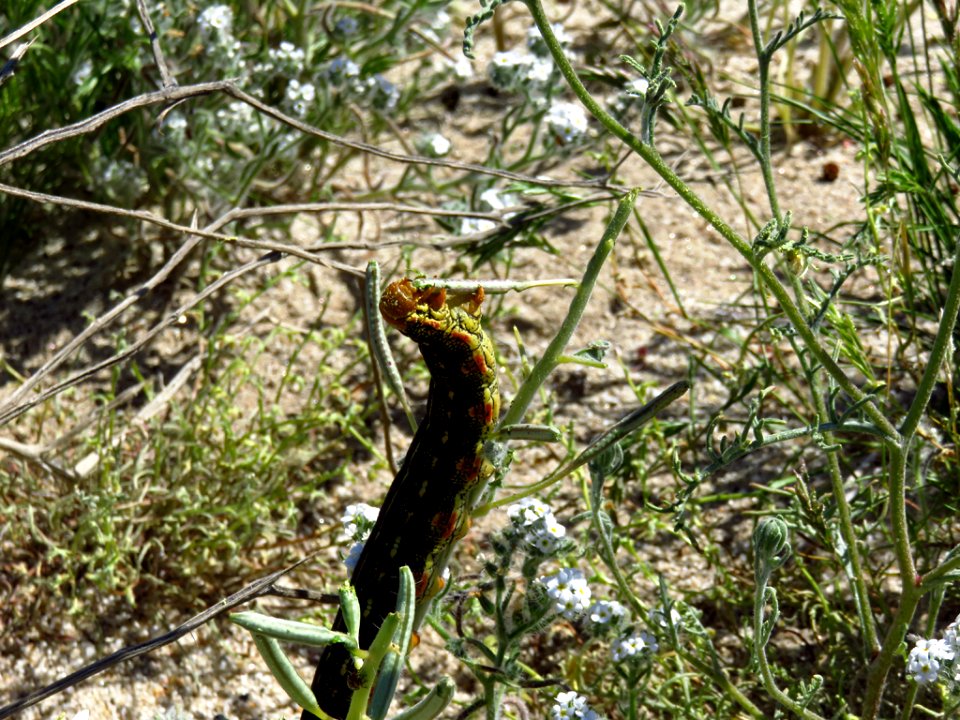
[860,584,922,720]
[899,224,960,442]
[497,188,639,429]
[747,0,782,220]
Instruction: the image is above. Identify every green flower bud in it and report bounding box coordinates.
[753,516,791,580]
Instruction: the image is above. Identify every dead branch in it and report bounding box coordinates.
[0,80,621,191]
[0,250,282,427]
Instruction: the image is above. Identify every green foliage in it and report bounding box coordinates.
[0,275,371,625]
[3,0,960,718]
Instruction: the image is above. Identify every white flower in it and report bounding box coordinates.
[335,17,359,36]
[541,568,591,619]
[527,23,573,56]
[416,132,451,157]
[341,503,379,542]
[588,600,627,626]
[624,77,649,97]
[551,690,599,720]
[611,630,659,662]
[507,497,552,526]
[286,79,317,116]
[545,101,588,144]
[459,217,497,235]
[907,651,939,685]
[450,56,474,80]
[368,74,399,111]
[943,618,959,656]
[649,604,682,632]
[325,57,361,85]
[99,159,148,203]
[479,187,517,212]
[525,56,555,86]
[72,59,93,86]
[197,5,233,36]
[488,50,533,90]
[915,637,955,662]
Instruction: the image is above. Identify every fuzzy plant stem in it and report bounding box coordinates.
[526,3,890,666]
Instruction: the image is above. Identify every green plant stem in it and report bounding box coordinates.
[860,583,922,720]
[898,222,960,442]
[920,552,960,591]
[747,0,782,220]
[496,188,639,430]
[754,584,827,720]
[522,0,899,445]
[787,324,878,652]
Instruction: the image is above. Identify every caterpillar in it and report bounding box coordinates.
[304,278,500,720]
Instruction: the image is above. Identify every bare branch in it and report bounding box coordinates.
[0,80,620,191]
[135,0,178,89]
[0,40,35,87]
[0,82,231,167]
[0,0,83,52]
[0,250,283,427]
[0,183,508,242]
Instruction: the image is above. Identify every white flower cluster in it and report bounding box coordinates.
[341,502,379,542]
[544,101,589,144]
[587,599,627,627]
[215,101,262,140]
[907,615,960,686]
[540,568,592,620]
[488,49,555,93]
[197,4,233,36]
[551,690,601,720]
[611,630,659,662]
[269,41,305,73]
[99,159,148,203]
[527,23,574,57]
[323,58,400,111]
[340,503,379,572]
[285,79,317,117]
[506,497,567,555]
[197,4,243,67]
